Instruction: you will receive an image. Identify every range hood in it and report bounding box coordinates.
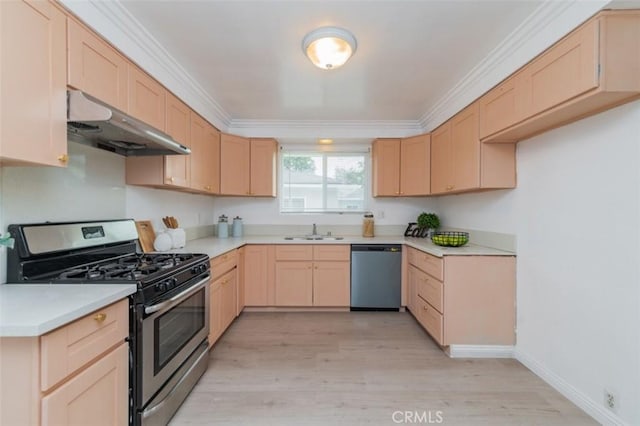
[67,90,191,156]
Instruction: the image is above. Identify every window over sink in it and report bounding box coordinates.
[280,150,369,214]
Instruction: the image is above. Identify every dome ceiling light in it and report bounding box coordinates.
[302,26,357,70]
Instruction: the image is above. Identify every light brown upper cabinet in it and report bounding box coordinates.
[220,134,277,196]
[126,93,197,190]
[0,0,67,167]
[372,134,430,197]
[67,17,129,112]
[481,10,640,143]
[128,65,166,131]
[164,93,191,188]
[250,138,278,197]
[431,102,515,195]
[220,134,250,195]
[190,113,220,194]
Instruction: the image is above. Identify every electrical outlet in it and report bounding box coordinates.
[604,389,616,411]
[377,210,385,219]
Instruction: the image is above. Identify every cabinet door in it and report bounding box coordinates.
[220,269,237,330]
[450,102,480,192]
[0,0,67,167]
[164,93,191,188]
[41,343,128,426]
[478,73,525,139]
[372,139,401,196]
[220,133,250,195]
[400,134,430,196]
[430,122,452,194]
[209,278,223,346]
[243,245,269,306]
[406,265,418,314]
[250,138,277,196]
[237,247,245,314]
[523,19,599,118]
[191,113,220,193]
[67,18,129,112]
[312,262,350,307]
[275,262,313,306]
[128,65,166,130]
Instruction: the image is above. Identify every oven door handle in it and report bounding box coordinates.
[144,274,210,315]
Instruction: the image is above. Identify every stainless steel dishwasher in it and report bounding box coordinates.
[350,244,402,310]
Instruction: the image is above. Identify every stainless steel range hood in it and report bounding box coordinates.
[67,90,191,156]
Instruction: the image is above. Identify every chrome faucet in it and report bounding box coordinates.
[312,223,317,235]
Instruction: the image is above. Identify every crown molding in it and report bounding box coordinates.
[419,0,610,131]
[227,119,424,139]
[59,0,232,131]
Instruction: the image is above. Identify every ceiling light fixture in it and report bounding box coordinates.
[302,26,357,70]
[318,138,333,145]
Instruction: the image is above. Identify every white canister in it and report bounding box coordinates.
[232,216,243,237]
[166,228,186,248]
[217,215,229,238]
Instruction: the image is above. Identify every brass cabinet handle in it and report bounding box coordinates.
[446,185,453,190]
[221,279,228,285]
[423,305,428,311]
[94,313,107,322]
[57,154,68,164]
[205,185,211,190]
[168,177,175,183]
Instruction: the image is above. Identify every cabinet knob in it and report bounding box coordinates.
[94,313,107,322]
[57,154,68,164]
[168,177,175,183]
[205,185,211,190]
[423,305,428,311]
[446,185,454,190]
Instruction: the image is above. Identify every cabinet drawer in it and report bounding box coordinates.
[275,245,313,261]
[211,249,237,279]
[313,245,350,261]
[41,342,128,425]
[415,268,443,314]
[416,296,443,345]
[407,247,443,281]
[40,299,128,391]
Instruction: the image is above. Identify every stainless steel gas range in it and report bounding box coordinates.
[7,219,211,426]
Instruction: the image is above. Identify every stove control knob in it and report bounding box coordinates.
[165,279,174,290]
[155,282,166,292]
[171,278,178,288]
[199,264,207,274]
[191,266,199,275]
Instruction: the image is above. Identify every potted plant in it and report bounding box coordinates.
[417,212,440,238]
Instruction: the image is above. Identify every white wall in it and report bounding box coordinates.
[0,142,217,283]
[437,101,640,425]
[211,195,436,228]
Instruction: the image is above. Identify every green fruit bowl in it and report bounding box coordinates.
[431,231,469,247]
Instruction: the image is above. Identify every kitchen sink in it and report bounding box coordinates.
[283,235,344,241]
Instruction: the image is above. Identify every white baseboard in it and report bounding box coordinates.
[447,345,515,358]
[515,348,627,426]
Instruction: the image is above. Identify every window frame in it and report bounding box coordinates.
[279,149,370,214]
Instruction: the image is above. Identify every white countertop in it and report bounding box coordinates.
[175,235,515,258]
[0,284,137,337]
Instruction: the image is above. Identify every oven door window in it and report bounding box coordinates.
[154,290,205,374]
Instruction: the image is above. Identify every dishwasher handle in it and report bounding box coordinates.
[351,244,402,252]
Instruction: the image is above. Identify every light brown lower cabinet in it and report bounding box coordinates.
[274,245,350,307]
[406,247,515,346]
[0,299,129,425]
[209,251,238,346]
[41,343,128,425]
[242,244,350,308]
[275,261,314,306]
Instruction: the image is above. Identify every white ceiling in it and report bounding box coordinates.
[119,0,545,123]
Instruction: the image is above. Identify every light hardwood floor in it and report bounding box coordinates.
[171,312,595,425]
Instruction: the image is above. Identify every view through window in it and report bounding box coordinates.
[280,152,367,213]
